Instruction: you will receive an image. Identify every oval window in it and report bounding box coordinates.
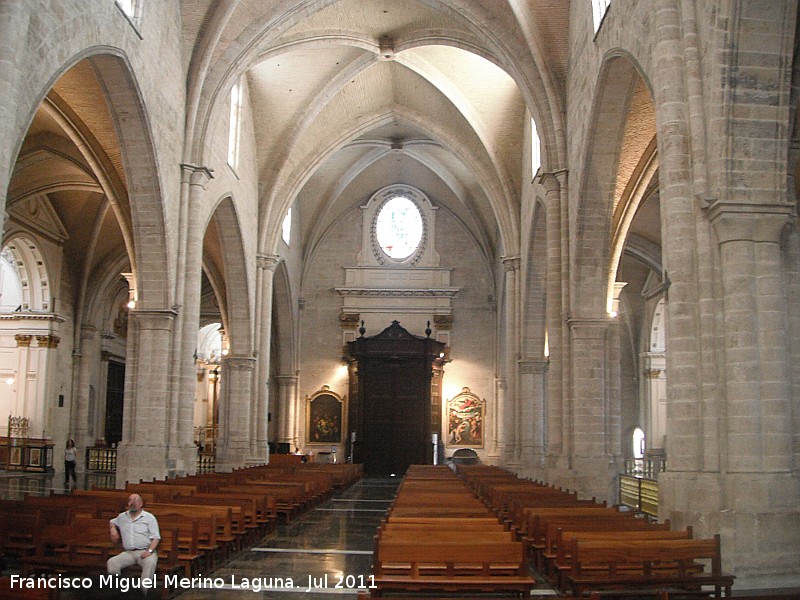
[375,196,423,260]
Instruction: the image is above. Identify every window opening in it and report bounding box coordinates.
[375,196,423,260]
[282,208,292,246]
[592,0,611,32]
[531,118,541,176]
[228,80,244,170]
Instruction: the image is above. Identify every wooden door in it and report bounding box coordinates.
[105,360,125,445]
[361,357,430,475]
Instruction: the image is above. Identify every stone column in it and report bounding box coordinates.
[253,254,280,460]
[216,355,257,471]
[709,206,793,473]
[116,308,176,486]
[490,377,506,461]
[540,172,566,463]
[70,326,98,454]
[502,256,520,464]
[35,334,60,441]
[568,318,617,500]
[169,164,213,476]
[640,353,666,450]
[518,358,548,467]
[276,374,299,448]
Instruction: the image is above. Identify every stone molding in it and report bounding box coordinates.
[257,253,281,271]
[706,201,794,243]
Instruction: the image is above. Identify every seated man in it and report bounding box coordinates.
[107,493,161,586]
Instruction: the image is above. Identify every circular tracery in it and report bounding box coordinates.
[375,196,424,261]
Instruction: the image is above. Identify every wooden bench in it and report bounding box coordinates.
[20,519,183,598]
[372,540,535,597]
[0,576,58,600]
[552,529,693,590]
[537,516,671,574]
[565,535,734,598]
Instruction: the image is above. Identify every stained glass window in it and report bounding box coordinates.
[375,196,423,260]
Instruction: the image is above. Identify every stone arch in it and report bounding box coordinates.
[575,52,654,318]
[3,49,170,311]
[204,196,254,356]
[0,235,52,312]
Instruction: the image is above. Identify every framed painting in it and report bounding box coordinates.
[445,387,484,448]
[306,385,346,445]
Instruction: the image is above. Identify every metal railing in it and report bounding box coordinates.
[85,446,117,472]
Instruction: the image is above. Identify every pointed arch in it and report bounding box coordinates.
[575,52,655,318]
[204,195,254,356]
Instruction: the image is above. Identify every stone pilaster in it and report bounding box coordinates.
[275,374,299,448]
[216,356,257,471]
[502,256,520,464]
[518,358,548,467]
[567,317,618,500]
[71,325,98,462]
[540,172,566,461]
[253,254,280,459]
[169,164,213,475]
[116,308,178,486]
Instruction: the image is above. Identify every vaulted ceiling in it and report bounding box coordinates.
[182,0,572,262]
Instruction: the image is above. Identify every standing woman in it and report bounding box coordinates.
[64,439,77,487]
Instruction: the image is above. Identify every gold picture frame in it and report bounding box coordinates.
[306,385,346,445]
[445,387,485,448]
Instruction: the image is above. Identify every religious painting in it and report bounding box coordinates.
[445,387,484,448]
[306,386,346,445]
[29,448,42,467]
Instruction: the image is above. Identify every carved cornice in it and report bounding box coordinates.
[336,288,459,298]
[0,313,66,323]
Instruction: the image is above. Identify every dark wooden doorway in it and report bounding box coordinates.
[346,321,445,475]
[105,360,125,445]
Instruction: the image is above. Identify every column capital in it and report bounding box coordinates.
[180,163,214,187]
[501,256,520,271]
[538,169,568,194]
[128,308,178,330]
[518,357,549,374]
[706,200,794,244]
[222,356,256,371]
[257,254,281,271]
[14,333,32,347]
[567,317,611,338]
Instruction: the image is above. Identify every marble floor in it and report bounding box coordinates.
[0,471,555,599]
[172,477,400,600]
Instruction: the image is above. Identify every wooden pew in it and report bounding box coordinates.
[552,529,693,590]
[539,517,673,575]
[0,576,58,600]
[20,518,183,598]
[372,540,534,596]
[565,535,735,598]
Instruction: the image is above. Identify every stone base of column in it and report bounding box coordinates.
[216,442,251,473]
[659,471,800,588]
[115,443,169,488]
